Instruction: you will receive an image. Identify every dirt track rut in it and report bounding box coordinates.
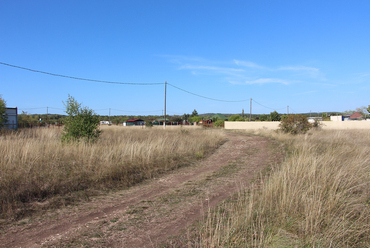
[1,131,284,247]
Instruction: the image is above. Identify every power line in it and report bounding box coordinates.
[167,83,250,102]
[252,99,285,111]
[289,107,298,114]
[0,62,164,85]
[2,62,288,108]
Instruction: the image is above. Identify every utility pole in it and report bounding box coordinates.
[242,108,244,118]
[249,98,252,121]
[47,107,48,125]
[164,81,167,129]
[287,105,289,115]
[109,108,111,123]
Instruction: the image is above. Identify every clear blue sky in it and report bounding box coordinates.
[1,0,369,116]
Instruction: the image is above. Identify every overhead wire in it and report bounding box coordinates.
[2,61,289,111]
[0,62,164,85]
[167,83,250,102]
[252,99,285,111]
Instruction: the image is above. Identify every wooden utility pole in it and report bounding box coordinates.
[249,98,252,121]
[164,81,167,129]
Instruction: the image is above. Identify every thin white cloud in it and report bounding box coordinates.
[277,65,323,79]
[179,65,245,75]
[233,60,265,69]
[230,78,290,85]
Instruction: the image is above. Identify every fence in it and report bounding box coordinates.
[224,121,370,130]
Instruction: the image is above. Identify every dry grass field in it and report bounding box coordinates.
[199,129,370,247]
[0,126,225,221]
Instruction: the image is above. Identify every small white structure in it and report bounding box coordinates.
[330,116,343,121]
[100,121,112,125]
[4,108,18,129]
[308,117,322,123]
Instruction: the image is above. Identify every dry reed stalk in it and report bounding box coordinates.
[0,126,225,220]
[199,130,370,247]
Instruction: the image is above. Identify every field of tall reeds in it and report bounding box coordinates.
[199,130,370,247]
[0,126,225,220]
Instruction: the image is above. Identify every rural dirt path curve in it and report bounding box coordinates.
[1,131,284,248]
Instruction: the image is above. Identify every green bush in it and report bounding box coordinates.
[229,114,245,121]
[270,111,281,121]
[259,114,268,121]
[213,119,225,127]
[145,121,153,127]
[279,114,311,134]
[62,95,101,142]
[0,96,7,128]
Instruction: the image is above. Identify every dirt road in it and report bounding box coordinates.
[1,131,284,247]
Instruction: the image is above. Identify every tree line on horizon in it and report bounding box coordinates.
[1,95,369,129]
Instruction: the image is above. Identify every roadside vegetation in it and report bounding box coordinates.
[197,129,370,247]
[0,126,225,221]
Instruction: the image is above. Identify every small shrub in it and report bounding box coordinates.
[213,119,225,127]
[145,121,153,128]
[279,114,311,134]
[270,111,281,121]
[62,95,101,142]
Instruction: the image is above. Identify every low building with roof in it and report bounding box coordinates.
[212,113,228,121]
[124,119,145,126]
[349,112,363,120]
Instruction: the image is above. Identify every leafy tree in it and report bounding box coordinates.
[229,114,245,121]
[0,96,7,128]
[62,95,101,142]
[355,106,369,116]
[183,113,190,122]
[229,115,239,121]
[170,115,182,123]
[342,110,356,115]
[270,111,281,121]
[213,119,225,127]
[191,109,198,117]
[259,114,268,121]
[279,114,311,134]
[368,105,370,116]
[190,116,202,123]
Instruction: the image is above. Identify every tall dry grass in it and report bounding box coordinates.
[0,126,225,220]
[199,130,370,247]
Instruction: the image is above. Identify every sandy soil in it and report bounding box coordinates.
[0,131,284,248]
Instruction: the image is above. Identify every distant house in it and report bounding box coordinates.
[153,119,170,125]
[199,119,212,125]
[212,113,228,121]
[100,121,112,125]
[349,112,363,120]
[124,119,145,126]
[3,108,18,129]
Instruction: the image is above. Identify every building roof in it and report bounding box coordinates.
[349,112,363,119]
[212,113,227,120]
[126,119,144,122]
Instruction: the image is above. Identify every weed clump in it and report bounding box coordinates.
[279,114,312,134]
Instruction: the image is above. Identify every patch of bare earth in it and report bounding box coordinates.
[0,131,284,248]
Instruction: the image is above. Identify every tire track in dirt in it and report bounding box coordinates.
[0,131,284,248]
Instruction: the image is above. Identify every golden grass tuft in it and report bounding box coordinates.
[0,126,225,220]
[199,130,370,247]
